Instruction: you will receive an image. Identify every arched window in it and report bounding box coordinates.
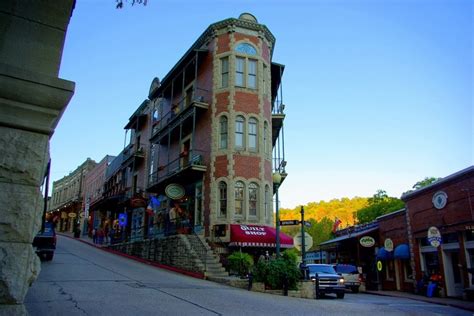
[235,116,245,149]
[219,116,228,149]
[264,121,268,155]
[248,118,258,151]
[235,181,244,216]
[264,185,270,219]
[249,183,258,217]
[235,43,257,55]
[219,181,227,217]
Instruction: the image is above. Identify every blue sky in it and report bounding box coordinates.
[53,0,473,208]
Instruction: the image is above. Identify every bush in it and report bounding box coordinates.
[253,249,301,290]
[227,251,254,277]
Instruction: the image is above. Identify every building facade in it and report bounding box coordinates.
[49,158,96,232]
[146,13,287,244]
[82,155,115,236]
[402,166,474,298]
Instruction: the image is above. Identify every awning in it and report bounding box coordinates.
[376,247,393,260]
[229,224,293,248]
[394,244,410,259]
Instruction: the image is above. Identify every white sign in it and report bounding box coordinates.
[293,232,313,251]
[384,238,394,252]
[427,226,442,247]
[432,191,448,209]
[360,236,375,247]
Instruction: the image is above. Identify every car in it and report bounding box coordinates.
[334,263,361,293]
[33,222,57,261]
[306,264,345,299]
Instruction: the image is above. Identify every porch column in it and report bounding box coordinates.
[0,1,75,314]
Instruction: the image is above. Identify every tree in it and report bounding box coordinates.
[412,177,440,190]
[116,0,147,9]
[356,190,404,224]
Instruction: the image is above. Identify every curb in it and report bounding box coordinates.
[58,233,206,280]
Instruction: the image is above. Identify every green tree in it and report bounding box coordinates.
[227,251,254,277]
[412,177,440,190]
[356,190,404,224]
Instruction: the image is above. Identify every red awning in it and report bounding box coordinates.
[229,224,294,248]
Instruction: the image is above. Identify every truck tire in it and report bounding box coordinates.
[351,286,359,293]
[337,292,345,299]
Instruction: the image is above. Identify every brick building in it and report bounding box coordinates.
[402,166,474,298]
[146,13,288,247]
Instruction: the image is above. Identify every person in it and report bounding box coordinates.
[169,202,180,234]
[92,228,97,244]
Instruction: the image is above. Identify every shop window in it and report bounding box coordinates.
[385,260,395,281]
[219,116,228,149]
[221,57,229,88]
[403,261,413,282]
[235,181,244,216]
[466,230,474,241]
[442,232,458,244]
[235,116,245,149]
[249,182,258,217]
[423,252,440,276]
[218,181,227,217]
[248,118,258,151]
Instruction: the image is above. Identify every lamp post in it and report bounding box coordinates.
[273,172,282,257]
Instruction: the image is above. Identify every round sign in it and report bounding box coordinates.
[360,236,375,247]
[384,238,394,252]
[427,226,442,247]
[432,191,448,209]
[68,213,77,218]
[293,232,313,251]
[377,260,383,272]
[165,183,185,200]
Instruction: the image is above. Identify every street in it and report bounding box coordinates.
[25,236,470,316]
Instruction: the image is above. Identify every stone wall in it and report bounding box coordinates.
[0,1,75,314]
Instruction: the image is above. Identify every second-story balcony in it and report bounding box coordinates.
[150,88,209,145]
[122,142,146,167]
[148,149,207,193]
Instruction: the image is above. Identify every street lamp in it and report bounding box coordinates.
[273,172,282,257]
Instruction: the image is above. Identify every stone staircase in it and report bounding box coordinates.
[184,234,229,278]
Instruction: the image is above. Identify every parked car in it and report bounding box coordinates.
[307,264,345,299]
[333,263,361,293]
[33,222,56,261]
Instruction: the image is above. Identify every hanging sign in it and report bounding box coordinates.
[427,226,442,247]
[165,183,185,200]
[118,213,127,227]
[377,260,383,272]
[360,236,375,247]
[68,213,77,218]
[384,238,394,252]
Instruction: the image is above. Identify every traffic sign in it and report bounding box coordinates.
[293,232,313,251]
[280,220,299,226]
[303,221,312,228]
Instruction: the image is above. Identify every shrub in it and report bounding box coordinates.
[253,249,301,290]
[227,251,254,277]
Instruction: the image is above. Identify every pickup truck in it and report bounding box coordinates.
[334,264,361,293]
[32,222,56,261]
[307,264,345,299]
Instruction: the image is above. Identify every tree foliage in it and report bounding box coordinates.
[253,249,301,290]
[228,251,254,277]
[356,190,404,224]
[412,177,441,190]
[116,0,147,9]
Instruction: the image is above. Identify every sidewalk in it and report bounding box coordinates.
[365,289,474,312]
[58,232,474,312]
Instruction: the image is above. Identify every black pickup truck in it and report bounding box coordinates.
[33,222,57,261]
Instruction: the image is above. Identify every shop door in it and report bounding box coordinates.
[444,251,463,297]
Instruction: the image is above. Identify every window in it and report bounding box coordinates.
[235,116,245,149]
[221,57,229,88]
[249,183,258,217]
[403,261,413,282]
[264,185,270,219]
[235,181,244,216]
[248,59,257,89]
[264,122,268,155]
[219,181,227,217]
[235,43,257,55]
[248,118,257,151]
[236,57,244,87]
[219,116,228,149]
[385,260,395,281]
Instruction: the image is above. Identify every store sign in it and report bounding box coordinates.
[432,191,448,210]
[360,236,375,247]
[384,238,394,252]
[68,213,77,218]
[427,226,442,247]
[165,183,185,200]
[118,213,127,227]
[377,260,383,272]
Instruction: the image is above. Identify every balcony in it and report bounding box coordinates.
[122,143,146,166]
[150,88,209,145]
[148,149,207,192]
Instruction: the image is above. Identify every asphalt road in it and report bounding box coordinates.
[25,236,470,316]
